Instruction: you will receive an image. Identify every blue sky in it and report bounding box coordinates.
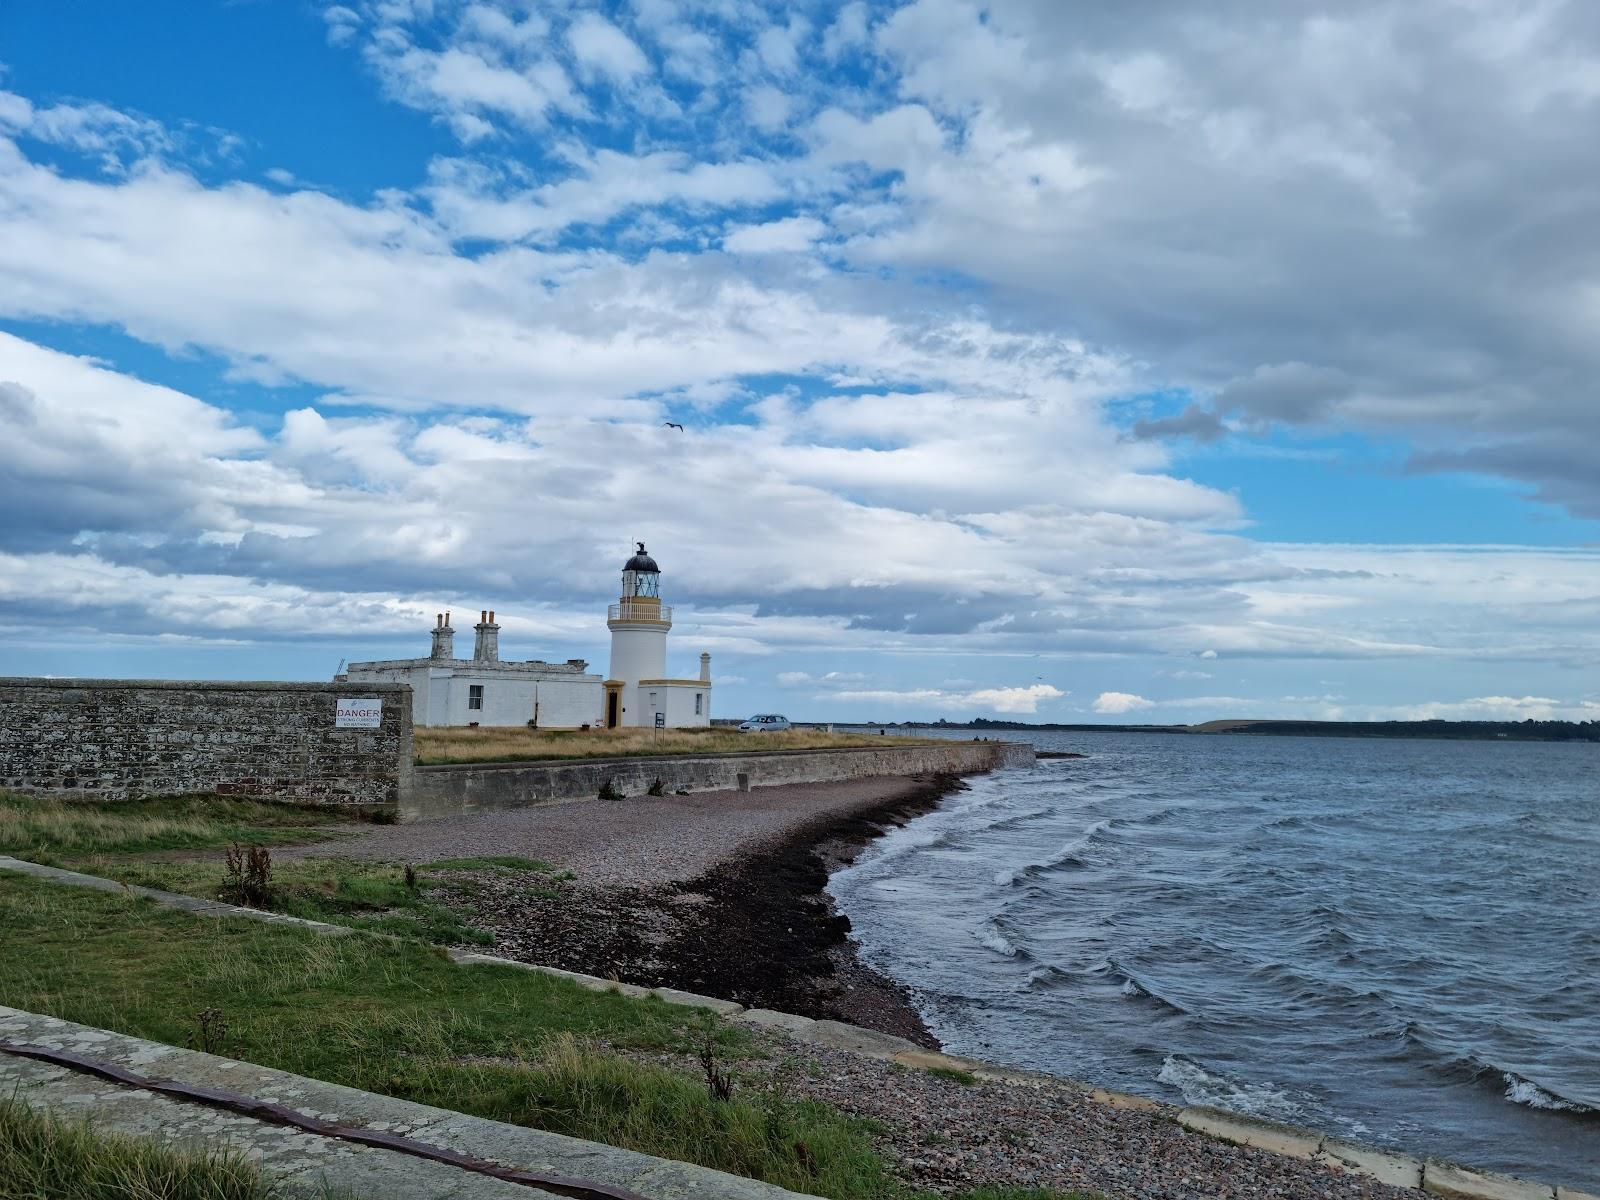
[1,1,1598,723]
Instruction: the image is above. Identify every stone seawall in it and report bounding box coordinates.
[0,678,413,808]
[406,740,1034,820]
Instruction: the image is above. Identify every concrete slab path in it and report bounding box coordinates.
[0,1006,816,1200]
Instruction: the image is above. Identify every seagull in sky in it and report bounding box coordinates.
[663,421,684,430]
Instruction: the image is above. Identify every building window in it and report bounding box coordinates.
[468,684,484,711]
[695,693,703,715]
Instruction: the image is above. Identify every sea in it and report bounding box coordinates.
[828,729,1600,1189]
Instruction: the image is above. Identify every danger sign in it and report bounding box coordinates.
[335,697,382,729]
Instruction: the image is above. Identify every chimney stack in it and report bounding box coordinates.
[699,651,712,683]
[473,609,501,663]
[430,611,455,660]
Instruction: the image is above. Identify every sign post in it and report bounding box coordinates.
[335,697,382,729]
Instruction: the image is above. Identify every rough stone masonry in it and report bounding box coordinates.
[0,678,413,808]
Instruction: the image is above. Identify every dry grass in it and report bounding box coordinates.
[413,725,937,765]
[0,793,350,865]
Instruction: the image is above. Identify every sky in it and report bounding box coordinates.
[1,0,1598,725]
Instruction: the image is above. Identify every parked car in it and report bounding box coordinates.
[738,714,792,733]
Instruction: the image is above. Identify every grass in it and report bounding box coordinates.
[0,791,540,946]
[96,854,504,945]
[0,874,897,1199]
[0,793,354,866]
[0,1093,280,1200]
[413,725,938,765]
[926,1065,978,1087]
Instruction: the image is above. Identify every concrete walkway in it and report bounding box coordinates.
[0,1007,811,1200]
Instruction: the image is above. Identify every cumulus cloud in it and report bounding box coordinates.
[724,215,828,254]
[811,0,1600,516]
[567,12,650,83]
[1092,691,1155,714]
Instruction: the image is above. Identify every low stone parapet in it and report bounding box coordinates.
[406,740,1035,820]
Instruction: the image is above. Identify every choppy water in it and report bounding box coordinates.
[829,731,1600,1188]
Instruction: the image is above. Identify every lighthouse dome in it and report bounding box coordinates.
[624,543,659,573]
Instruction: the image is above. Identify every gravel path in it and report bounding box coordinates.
[623,1032,1423,1200]
[280,777,932,888]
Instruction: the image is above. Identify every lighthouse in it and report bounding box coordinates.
[604,543,711,729]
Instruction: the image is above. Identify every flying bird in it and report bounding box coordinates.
[663,421,684,430]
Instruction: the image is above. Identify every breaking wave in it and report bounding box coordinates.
[1502,1072,1595,1114]
[1157,1055,1308,1125]
[993,819,1111,886]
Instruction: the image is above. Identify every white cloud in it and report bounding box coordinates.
[1384,695,1576,722]
[755,18,809,76]
[1093,691,1155,714]
[724,215,827,254]
[822,3,870,59]
[322,5,361,46]
[832,683,1065,714]
[0,89,172,171]
[745,84,794,132]
[777,670,866,686]
[567,13,650,83]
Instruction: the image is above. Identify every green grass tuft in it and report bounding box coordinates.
[926,1065,979,1087]
[92,856,497,946]
[0,1093,278,1199]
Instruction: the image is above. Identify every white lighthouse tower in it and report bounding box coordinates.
[604,543,711,729]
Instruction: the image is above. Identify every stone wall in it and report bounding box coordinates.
[407,740,1034,820]
[0,678,413,809]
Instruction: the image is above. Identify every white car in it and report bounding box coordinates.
[738,714,792,733]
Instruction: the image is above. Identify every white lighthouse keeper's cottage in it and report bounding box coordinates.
[603,543,712,729]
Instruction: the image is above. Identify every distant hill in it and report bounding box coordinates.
[848,717,1600,743]
[1188,718,1599,742]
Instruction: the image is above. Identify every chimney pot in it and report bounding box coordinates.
[489,610,495,623]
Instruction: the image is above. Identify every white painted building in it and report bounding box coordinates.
[339,611,604,728]
[339,544,711,730]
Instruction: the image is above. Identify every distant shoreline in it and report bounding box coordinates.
[827,718,1599,743]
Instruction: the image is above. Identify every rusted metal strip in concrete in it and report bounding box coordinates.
[0,1040,651,1200]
